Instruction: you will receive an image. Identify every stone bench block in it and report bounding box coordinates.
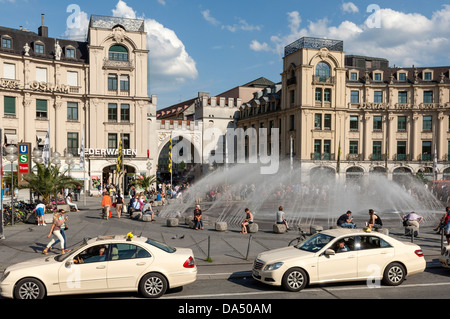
[247,223,258,233]
[142,214,153,222]
[166,218,179,227]
[376,228,389,235]
[215,221,227,232]
[273,224,286,233]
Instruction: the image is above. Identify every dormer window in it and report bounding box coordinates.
[109,44,128,61]
[66,46,76,59]
[350,72,358,81]
[398,72,407,81]
[1,36,12,49]
[373,73,382,81]
[423,71,432,81]
[34,42,44,54]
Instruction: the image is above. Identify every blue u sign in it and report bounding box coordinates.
[19,144,28,154]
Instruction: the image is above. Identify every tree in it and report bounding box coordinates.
[19,163,82,204]
[130,174,157,193]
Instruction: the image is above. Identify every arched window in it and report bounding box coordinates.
[316,62,330,82]
[109,44,129,61]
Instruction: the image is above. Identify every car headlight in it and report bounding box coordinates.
[264,262,284,271]
[0,271,10,283]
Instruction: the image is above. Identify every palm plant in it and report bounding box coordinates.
[19,163,82,204]
[130,174,157,193]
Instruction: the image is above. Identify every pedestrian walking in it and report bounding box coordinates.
[42,211,67,255]
[102,191,112,220]
[115,191,124,219]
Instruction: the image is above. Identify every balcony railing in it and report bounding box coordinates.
[311,153,335,160]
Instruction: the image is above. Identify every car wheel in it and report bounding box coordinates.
[383,262,406,286]
[282,267,307,292]
[139,273,168,298]
[14,278,46,299]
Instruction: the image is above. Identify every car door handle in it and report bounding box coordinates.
[96,265,106,269]
[136,262,146,266]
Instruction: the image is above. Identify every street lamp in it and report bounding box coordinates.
[65,153,74,176]
[5,145,18,226]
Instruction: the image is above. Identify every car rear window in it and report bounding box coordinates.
[145,239,176,253]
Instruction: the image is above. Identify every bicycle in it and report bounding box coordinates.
[288,226,309,247]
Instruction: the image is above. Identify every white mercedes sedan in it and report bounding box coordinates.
[252,228,425,292]
[0,234,197,299]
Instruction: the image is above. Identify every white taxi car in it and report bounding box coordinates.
[440,245,450,268]
[252,228,425,292]
[0,234,197,299]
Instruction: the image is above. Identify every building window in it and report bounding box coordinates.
[3,63,15,80]
[324,114,331,130]
[423,115,432,131]
[66,47,76,59]
[398,91,408,104]
[349,141,359,155]
[398,73,406,81]
[36,99,48,119]
[350,115,359,131]
[120,104,130,122]
[350,90,359,103]
[34,42,44,54]
[324,89,331,102]
[372,141,382,160]
[109,44,129,61]
[323,140,331,160]
[67,132,79,156]
[373,116,383,131]
[36,67,47,82]
[120,75,130,91]
[314,114,322,130]
[120,133,130,150]
[67,102,78,121]
[314,140,322,160]
[423,91,433,103]
[316,62,330,82]
[108,74,118,91]
[373,73,382,81]
[374,91,383,103]
[397,141,407,161]
[315,88,322,102]
[350,72,357,81]
[2,37,12,49]
[108,133,118,149]
[289,114,295,131]
[422,141,432,161]
[67,71,78,87]
[4,96,15,116]
[423,72,432,80]
[397,116,407,131]
[108,103,118,122]
[289,90,295,104]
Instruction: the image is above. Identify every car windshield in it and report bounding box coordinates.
[55,241,88,262]
[145,239,176,253]
[298,233,335,252]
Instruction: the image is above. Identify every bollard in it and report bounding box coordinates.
[207,236,211,260]
[245,235,253,260]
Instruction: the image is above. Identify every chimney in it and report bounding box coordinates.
[38,14,48,37]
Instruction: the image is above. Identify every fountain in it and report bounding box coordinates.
[158,160,444,229]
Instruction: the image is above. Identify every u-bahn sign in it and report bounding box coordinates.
[18,143,31,186]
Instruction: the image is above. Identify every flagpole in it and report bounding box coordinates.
[81,124,86,206]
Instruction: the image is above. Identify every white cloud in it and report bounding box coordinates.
[342,2,359,14]
[157,0,166,5]
[250,6,450,68]
[202,9,261,32]
[201,9,220,26]
[112,0,137,19]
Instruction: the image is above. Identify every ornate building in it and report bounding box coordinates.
[0,15,156,192]
[238,37,450,183]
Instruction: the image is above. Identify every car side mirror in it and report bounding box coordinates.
[325,249,335,256]
[65,260,74,268]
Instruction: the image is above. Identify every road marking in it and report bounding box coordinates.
[162,281,450,299]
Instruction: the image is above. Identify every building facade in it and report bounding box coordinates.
[238,37,450,183]
[0,15,155,193]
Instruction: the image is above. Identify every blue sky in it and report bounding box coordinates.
[2,0,450,109]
